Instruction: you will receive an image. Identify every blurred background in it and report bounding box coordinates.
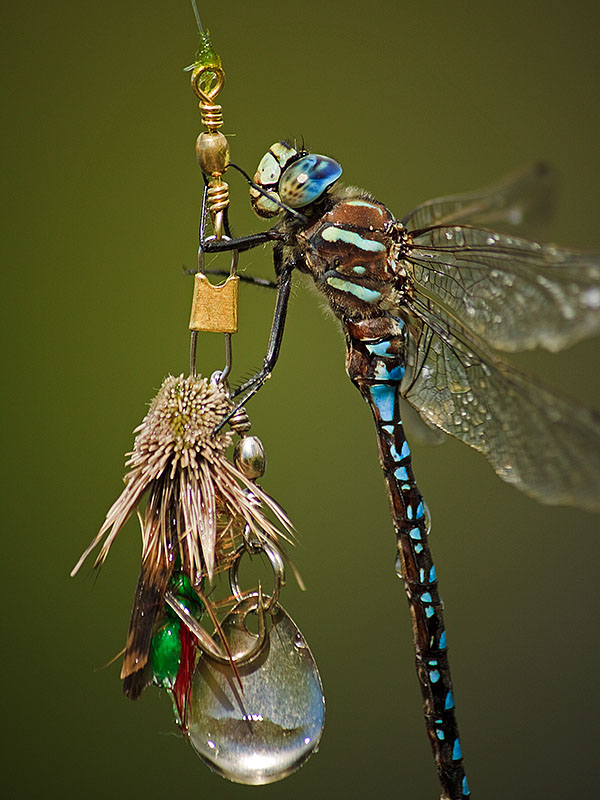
[3,1,599,798]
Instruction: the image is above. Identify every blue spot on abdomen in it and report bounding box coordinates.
[453,738,462,760]
[369,383,395,421]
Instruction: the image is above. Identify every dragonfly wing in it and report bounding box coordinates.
[401,162,555,231]
[405,226,600,352]
[401,297,600,511]
[399,397,447,446]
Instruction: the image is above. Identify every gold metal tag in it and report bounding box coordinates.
[189,273,239,333]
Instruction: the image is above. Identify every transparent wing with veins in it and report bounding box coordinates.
[406,225,600,353]
[400,295,600,511]
[401,162,555,232]
[393,165,600,510]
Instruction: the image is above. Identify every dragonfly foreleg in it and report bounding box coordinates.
[201,229,282,254]
[213,251,294,432]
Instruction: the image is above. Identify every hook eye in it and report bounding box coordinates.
[165,588,268,666]
[190,64,225,103]
[229,539,286,613]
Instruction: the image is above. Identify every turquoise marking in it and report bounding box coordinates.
[352,265,367,275]
[382,424,394,434]
[345,199,381,209]
[428,659,438,666]
[326,276,381,303]
[321,225,386,252]
[369,384,395,421]
[429,566,437,582]
[429,670,440,683]
[394,466,409,481]
[401,484,411,490]
[436,729,445,741]
[389,443,400,460]
[409,527,421,540]
[400,440,410,459]
[445,690,454,710]
[407,506,413,520]
[462,776,470,796]
[425,606,434,618]
[453,739,462,760]
[387,364,405,381]
[419,568,425,582]
[440,630,447,649]
[415,543,423,554]
[366,340,393,357]
[421,593,432,603]
[374,362,405,381]
[415,501,425,519]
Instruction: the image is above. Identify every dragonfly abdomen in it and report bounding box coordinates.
[346,315,470,800]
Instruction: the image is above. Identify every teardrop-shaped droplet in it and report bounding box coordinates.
[186,594,325,784]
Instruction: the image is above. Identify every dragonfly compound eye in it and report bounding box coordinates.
[250,142,299,218]
[279,154,342,208]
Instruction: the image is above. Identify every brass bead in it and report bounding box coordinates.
[234,436,266,480]
[196,131,230,175]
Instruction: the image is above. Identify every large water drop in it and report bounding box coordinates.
[186,594,325,784]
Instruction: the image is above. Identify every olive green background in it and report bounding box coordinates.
[3,2,600,798]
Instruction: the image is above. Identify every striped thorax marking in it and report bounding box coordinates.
[325,277,382,304]
[320,225,386,252]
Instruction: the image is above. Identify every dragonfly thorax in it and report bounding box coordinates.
[250,141,342,218]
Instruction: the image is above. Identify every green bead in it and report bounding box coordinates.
[165,573,205,621]
[150,621,181,688]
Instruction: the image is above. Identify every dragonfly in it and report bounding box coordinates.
[200,143,600,799]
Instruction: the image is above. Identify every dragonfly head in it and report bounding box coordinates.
[250,142,342,218]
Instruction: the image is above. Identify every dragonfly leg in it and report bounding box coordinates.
[202,229,282,254]
[212,248,294,432]
[186,267,277,289]
[195,221,292,429]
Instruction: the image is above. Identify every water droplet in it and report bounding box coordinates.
[583,287,600,309]
[395,553,403,578]
[453,227,465,245]
[186,595,325,785]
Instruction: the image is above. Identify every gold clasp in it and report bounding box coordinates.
[189,273,239,333]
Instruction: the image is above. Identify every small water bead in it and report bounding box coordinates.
[453,227,465,246]
[395,552,403,579]
[507,209,523,225]
[583,287,600,309]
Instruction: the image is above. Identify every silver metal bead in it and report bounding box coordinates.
[234,435,266,479]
